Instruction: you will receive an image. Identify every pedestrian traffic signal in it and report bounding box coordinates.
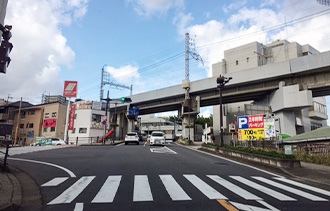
[121,97,132,103]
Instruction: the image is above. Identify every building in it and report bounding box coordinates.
[212,40,328,141]
[12,102,67,145]
[0,100,33,140]
[68,101,105,145]
[139,115,183,140]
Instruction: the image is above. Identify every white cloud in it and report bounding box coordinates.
[155,111,178,118]
[200,107,212,118]
[105,65,140,85]
[127,0,183,17]
[0,0,87,103]
[222,0,247,13]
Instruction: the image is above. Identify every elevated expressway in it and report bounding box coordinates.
[110,51,330,115]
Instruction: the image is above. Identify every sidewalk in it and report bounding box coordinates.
[180,141,330,190]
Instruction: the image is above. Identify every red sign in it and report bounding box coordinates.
[69,104,76,130]
[43,119,57,128]
[63,81,78,97]
[248,115,264,128]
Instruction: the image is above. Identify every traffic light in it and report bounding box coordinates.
[0,24,13,74]
[121,97,132,103]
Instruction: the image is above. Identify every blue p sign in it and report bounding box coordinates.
[238,116,248,129]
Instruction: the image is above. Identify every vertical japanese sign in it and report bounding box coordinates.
[68,103,76,130]
[238,115,265,141]
[264,118,276,138]
[63,81,78,98]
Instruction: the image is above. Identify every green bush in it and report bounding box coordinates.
[201,142,219,148]
[223,146,296,160]
[294,150,330,166]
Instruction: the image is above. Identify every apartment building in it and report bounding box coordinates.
[12,102,67,145]
[212,40,328,139]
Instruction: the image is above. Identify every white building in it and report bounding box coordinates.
[68,101,105,145]
[212,40,328,140]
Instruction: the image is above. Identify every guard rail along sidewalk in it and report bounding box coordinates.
[200,145,301,168]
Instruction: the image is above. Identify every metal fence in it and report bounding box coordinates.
[296,143,330,154]
[67,136,116,146]
[234,140,284,150]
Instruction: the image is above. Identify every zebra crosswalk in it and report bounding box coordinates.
[44,174,330,206]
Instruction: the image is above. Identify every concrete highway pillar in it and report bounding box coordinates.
[181,96,200,141]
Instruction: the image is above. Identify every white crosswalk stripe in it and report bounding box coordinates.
[160,175,191,201]
[230,176,296,201]
[48,176,95,205]
[253,176,328,201]
[92,176,122,203]
[184,174,227,200]
[133,175,153,202]
[46,174,330,205]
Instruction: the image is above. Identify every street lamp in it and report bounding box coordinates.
[216,75,232,147]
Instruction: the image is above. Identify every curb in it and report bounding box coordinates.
[0,171,22,211]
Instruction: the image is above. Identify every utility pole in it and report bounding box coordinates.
[103,90,110,144]
[14,97,22,146]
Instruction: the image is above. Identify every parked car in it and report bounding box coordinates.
[51,138,67,145]
[150,131,166,146]
[125,132,139,145]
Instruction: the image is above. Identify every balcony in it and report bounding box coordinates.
[0,113,9,120]
[309,110,328,120]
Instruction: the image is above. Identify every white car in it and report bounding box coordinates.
[51,138,67,145]
[125,132,139,145]
[150,131,166,146]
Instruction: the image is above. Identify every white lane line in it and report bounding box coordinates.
[207,175,262,200]
[41,177,69,187]
[253,177,328,201]
[230,176,296,201]
[74,203,84,211]
[274,177,330,197]
[159,175,191,201]
[48,176,95,205]
[92,176,122,203]
[184,174,227,200]
[133,175,153,202]
[8,157,76,177]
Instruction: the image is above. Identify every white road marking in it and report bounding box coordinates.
[92,176,122,203]
[230,201,272,211]
[274,177,330,197]
[257,200,281,211]
[150,146,177,154]
[74,203,84,211]
[184,174,227,200]
[48,176,95,205]
[207,175,262,200]
[253,176,328,201]
[230,176,296,201]
[9,157,76,177]
[133,175,153,202]
[41,177,69,187]
[160,175,191,201]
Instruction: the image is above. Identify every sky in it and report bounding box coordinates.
[1,0,330,124]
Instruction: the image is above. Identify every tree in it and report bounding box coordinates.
[195,114,213,128]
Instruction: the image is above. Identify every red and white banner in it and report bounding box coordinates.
[68,104,76,130]
[43,119,57,128]
[63,81,78,98]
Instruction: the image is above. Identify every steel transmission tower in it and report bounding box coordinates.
[100,65,133,102]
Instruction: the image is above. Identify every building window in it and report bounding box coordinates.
[29,123,34,128]
[45,113,49,118]
[74,114,77,119]
[79,128,87,133]
[72,128,76,134]
[20,124,24,129]
[43,128,48,132]
[50,127,56,132]
[236,60,238,65]
[52,112,57,118]
[247,57,249,63]
[311,122,322,131]
[21,111,26,120]
[31,110,35,115]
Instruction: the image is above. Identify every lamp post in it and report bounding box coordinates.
[216,75,232,147]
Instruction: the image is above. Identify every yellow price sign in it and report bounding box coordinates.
[238,129,265,141]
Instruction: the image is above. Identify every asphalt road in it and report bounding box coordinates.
[9,143,330,211]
